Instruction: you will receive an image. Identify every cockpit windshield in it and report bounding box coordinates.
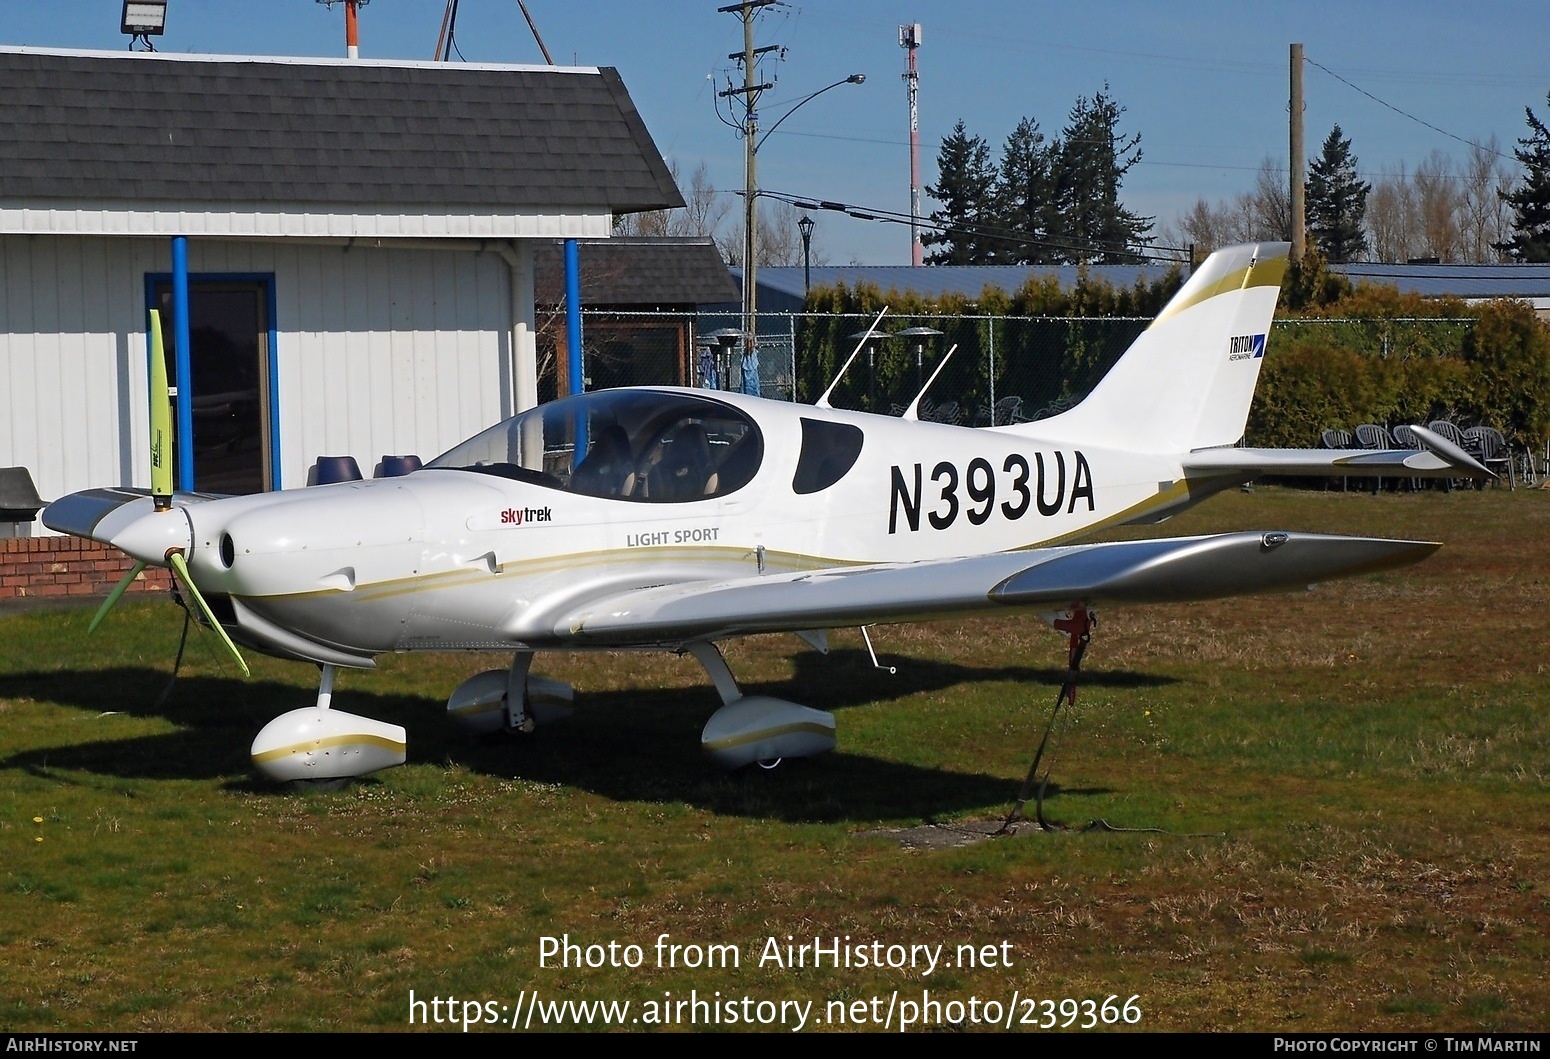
[426,390,763,503]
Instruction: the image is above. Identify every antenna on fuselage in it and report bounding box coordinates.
[901,343,959,421]
[815,306,888,409]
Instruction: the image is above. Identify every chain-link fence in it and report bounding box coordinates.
[570,310,1483,435]
[576,310,1154,424]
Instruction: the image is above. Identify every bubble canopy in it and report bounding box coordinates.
[426,389,764,503]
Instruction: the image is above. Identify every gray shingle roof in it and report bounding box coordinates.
[534,238,736,307]
[0,49,682,213]
[1333,262,1550,300]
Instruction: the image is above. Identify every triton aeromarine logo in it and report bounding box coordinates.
[1228,334,1267,362]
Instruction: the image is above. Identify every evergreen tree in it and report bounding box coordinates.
[923,121,997,264]
[990,117,1058,264]
[1495,93,1550,262]
[1050,87,1152,263]
[1305,125,1371,262]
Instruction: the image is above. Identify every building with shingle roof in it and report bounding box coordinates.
[0,46,682,513]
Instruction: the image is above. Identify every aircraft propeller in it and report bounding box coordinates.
[86,309,250,677]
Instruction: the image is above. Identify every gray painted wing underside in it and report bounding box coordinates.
[558,531,1438,644]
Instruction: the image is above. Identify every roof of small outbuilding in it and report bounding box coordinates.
[0,48,682,214]
[534,238,736,307]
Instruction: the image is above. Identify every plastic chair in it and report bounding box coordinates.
[1427,420,1467,447]
[1320,429,1353,491]
[1354,424,1395,449]
[1355,425,1396,492]
[1463,426,1514,489]
[1390,425,1425,491]
[992,396,1025,426]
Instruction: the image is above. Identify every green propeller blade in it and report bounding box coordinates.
[148,309,174,505]
[168,551,250,677]
[88,561,148,634]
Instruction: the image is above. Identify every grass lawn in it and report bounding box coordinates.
[2,484,1546,1032]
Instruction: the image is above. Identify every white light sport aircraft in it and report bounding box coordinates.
[43,242,1488,782]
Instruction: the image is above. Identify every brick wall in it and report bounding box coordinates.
[0,536,172,602]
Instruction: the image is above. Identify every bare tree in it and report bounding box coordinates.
[1412,150,1463,261]
[1244,158,1291,241]
[1367,165,1417,262]
[1166,158,1287,258]
[614,160,731,242]
[723,199,810,267]
[1174,198,1232,258]
[1461,137,1513,262]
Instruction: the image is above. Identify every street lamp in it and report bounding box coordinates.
[727,72,864,390]
[798,214,815,295]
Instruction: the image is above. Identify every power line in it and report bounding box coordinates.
[752,187,1189,264]
[1304,56,1514,161]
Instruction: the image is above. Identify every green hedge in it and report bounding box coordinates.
[1249,299,1550,449]
[800,265,1550,449]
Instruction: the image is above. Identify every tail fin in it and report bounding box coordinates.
[1025,242,1290,453]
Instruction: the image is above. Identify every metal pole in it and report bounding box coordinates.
[789,313,797,403]
[1290,43,1305,260]
[171,235,194,492]
[987,316,996,423]
[564,239,583,396]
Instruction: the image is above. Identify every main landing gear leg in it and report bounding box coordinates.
[505,651,535,733]
[688,641,836,771]
[444,653,574,735]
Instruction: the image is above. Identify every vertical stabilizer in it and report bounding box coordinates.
[1024,242,1290,453]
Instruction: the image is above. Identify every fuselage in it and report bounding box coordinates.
[149,387,1203,662]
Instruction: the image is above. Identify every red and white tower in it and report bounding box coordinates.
[900,23,923,266]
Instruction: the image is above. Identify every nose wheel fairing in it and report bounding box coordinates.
[249,663,406,782]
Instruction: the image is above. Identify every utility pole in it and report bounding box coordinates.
[900,23,923,266]
[719,0,779,386]
[1290,42,1305,261]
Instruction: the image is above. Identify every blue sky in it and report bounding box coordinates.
[8,1,1546,264]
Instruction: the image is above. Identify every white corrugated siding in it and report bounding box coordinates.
[1,235,517,520]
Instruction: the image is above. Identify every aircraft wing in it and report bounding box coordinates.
[558,530,1436,645]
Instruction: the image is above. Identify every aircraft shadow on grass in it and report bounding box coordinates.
[0,647,1159,821]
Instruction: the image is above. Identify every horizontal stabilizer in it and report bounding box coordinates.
[1185,437,1491,480]
[559,531,1437,645]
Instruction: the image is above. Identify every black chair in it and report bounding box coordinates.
[1355,425,1396,492]
[1463,426,1514,488]
[1390,425,1425,491]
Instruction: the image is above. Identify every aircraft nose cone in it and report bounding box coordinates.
[107,506,193,566]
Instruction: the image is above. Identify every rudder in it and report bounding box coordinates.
[1021,242,1290,453]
